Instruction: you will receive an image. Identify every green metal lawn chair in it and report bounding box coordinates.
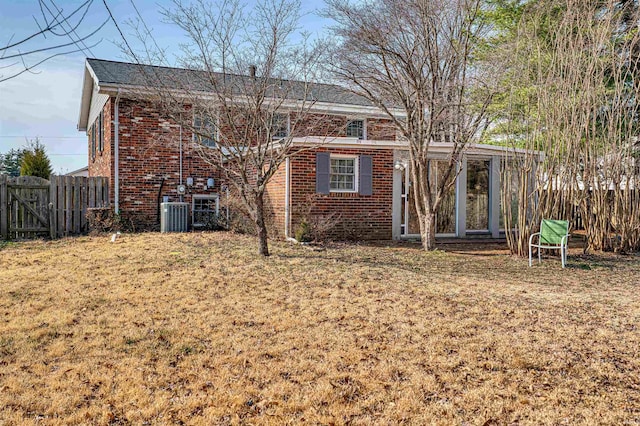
[529,219,570,268]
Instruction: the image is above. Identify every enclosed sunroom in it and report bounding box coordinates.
[391,143,520,240]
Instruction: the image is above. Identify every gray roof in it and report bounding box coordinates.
[87,58,373,107]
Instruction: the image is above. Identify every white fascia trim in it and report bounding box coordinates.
[292,136,407,149]
[291,138,543,158]
[77,62,101,131]
[96,83,407,119]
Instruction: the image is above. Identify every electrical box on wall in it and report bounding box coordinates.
[177,184,186,195]
[207,178,215,189]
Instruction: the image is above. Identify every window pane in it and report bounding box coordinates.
[329,157,356,191]
[272,113,288,138]
[194,113,216,147]
[346,120,364,138]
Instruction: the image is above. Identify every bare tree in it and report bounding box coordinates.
[0,0,107,83]
[325,0,494,250]
[124,0,336,256]
[499,0,640,255]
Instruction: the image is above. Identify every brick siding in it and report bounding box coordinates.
[287,147,394,240]
[86,97,396,237]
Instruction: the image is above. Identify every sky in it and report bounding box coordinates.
[0,0,328,174]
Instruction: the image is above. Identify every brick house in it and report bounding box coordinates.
[78,58,519,240]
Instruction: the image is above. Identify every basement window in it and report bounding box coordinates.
[192,194,220,229]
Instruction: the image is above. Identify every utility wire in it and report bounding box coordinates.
[129,0,165,61]
[101,0,140,63]
[44,0,97,57]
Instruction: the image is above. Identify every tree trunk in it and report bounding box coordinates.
[420,211,437,251]
[254,192,270,256]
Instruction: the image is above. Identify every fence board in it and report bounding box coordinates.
[96,179,103,208]
[80,181,87,232]
[73,177,81,234]
[89,178,96,211]
[2,175,110,240]
[64,176,72,236]
[50,176,58,239]
[57,177,64,238]
[0,175,6,239]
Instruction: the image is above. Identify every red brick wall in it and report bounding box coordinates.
[292,114,396,140]
[367,118,397,140]
[88,99,114,203]
[112,98,220,229]
[88,98,397,234]
[288,147,394,240]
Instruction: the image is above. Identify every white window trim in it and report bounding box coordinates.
[192,111,218,148]
[272,112,290,139]
[329,154,359,193]
[346,118,367,140]
[192,194,220,226]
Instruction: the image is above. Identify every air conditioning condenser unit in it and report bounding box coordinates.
[160,202,189,232]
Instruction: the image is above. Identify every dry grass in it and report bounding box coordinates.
[0,233,639,425]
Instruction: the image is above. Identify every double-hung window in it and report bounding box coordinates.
[192,194,220,229]
[330,155,358,192]
[272,113,289,139]
[90,124,96,160]
[346,119,365,139]
[193,113,217,147]
[98,111,104,153]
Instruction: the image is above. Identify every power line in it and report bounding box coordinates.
[102,0,139,63]
[44,0,98,57]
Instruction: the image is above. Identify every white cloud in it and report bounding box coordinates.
[0,55,88,174]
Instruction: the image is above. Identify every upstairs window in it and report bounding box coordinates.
[346,119,365,139]
[90,124,96,160]
[98,111,104,153]
[193,113,217,148]
[271,113,289,139]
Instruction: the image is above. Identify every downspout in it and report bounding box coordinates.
[179,123,183,203]
[284,156,291,238]
[179,124,183,186]
[114,89,121,214]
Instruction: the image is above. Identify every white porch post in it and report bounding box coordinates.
[456,156,467,237]
[391,161,403,240]
[490,156,501,238]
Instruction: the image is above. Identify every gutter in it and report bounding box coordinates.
[114,89,121,214]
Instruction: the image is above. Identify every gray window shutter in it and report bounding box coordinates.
[359,155,373,196]
[316,152,330,194]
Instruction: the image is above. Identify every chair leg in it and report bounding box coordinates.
[538,247,541,264]
[562,245,566,268]
[529,245,532,267]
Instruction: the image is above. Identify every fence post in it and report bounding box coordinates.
[65,175,73,236]
[0,175,7,240]
[49,175,58,239]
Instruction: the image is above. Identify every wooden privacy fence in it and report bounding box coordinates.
[0,175,109,240]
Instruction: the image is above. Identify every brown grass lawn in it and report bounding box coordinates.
[0,233,639,425]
